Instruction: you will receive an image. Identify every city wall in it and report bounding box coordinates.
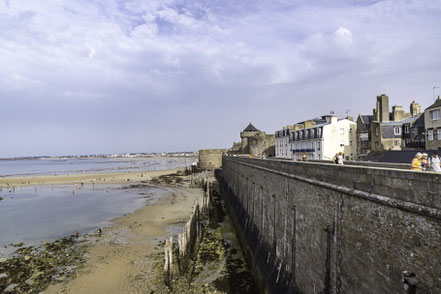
[218,156,441,293]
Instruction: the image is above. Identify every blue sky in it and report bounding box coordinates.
[1,0,440,157]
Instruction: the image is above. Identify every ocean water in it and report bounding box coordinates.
[0,185,171,255]
[0,157,194,256]
[0,157,196,177]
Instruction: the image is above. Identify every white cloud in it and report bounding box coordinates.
[0,0,440,156]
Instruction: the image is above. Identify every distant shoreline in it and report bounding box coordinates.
[0,154,197,161]
[0,168,183,188]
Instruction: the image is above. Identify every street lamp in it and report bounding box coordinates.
[433,86,440,100]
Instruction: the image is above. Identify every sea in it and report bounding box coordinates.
[0,157,196,178]
[0,157,196,256]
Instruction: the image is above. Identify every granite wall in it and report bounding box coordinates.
[218,156,441,294]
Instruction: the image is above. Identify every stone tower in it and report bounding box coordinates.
[410,101,421,116]
[240,123,261,154]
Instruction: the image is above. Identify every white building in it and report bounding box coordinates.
[290,115,357,161]
[275,126,292,158]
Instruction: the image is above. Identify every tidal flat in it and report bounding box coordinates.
[0,168,197,293]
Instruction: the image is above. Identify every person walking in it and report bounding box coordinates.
[337,152,344,165]
[431,152,441,172]
[411,153,423,171]
[421,153,430,171]
[332,153,339,164]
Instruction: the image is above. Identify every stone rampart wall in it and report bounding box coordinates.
[219,156,441,293]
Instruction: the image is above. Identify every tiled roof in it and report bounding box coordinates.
[360,115,373,126]
[243,123,260,132]
[426,98,441,110]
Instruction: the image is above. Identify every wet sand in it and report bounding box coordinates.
[0,168,181,188]
[45,179,203,293]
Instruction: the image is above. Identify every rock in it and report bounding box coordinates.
[24,255,31,261]
[0,258,6,263]
[0,272,8,278]
[4,283,18,292]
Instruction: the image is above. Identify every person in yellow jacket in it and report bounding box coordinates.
[411,153,423,171]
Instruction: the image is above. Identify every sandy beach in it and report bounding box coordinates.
[42,172,203,294]
[0,168,183,188]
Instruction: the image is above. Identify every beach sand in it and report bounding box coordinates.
[44,174,203,294]
[0,168,182,188]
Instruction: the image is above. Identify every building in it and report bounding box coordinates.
[275,126,293,158]
[356,115,373,158]
[424,96,441,150]
[230,123,275,157]
[356,94,423,157]
[402,113,425,149]
[289,115,357,161]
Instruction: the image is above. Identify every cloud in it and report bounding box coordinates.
[0,0,440,156]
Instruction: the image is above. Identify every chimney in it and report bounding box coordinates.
[392,105,405,121]
[377,94,390,122]
[410,101,421,116]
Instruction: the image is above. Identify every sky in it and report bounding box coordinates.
[1,0,441,157]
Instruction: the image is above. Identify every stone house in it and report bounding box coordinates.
[402,113,425,149]
[356,94,423,157]
[424,96,441,150]
[356,115,373,158]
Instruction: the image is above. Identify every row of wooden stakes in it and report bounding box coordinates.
[163,180,212,286]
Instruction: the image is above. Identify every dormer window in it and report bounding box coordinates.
[393,126,402,135]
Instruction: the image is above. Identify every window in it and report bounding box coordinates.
[318,128,322,138]
[376,127,379,136]
[311,129,315,137]
[404,125,409,133]
[350,140,353,146]
[438,129,441,140]
[317,141,321,150]
[375,141,379,149]
[412,128,418,134]
[340,128,345,135]
[350,128,353,134]
[430,109,440,120]
[393,126,401,135]
[394,140,399,146]
[428,130,434,140]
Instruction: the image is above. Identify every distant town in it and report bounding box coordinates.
[0,151,198,161]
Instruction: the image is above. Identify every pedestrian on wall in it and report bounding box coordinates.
[421,153,430,171]
[301,153,307,161]
[411,153,423,171]
[337,152,344,165]
[431,152,441,172]
[332,153,339,164]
